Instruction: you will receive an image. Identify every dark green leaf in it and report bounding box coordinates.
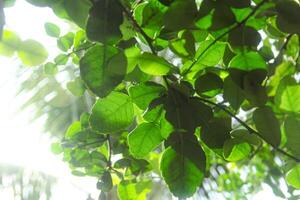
[200,118,231,149]
[195,72,223,97]
[284,117,300,157]
[163,0,197,31]
[97,171,113,192]
[80,44,127,97]
[161,134,206,198]
[276,0,300,34]
[86,0,123,43]
[253,106,281,147]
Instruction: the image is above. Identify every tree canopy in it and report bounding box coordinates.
[1,0,300,199]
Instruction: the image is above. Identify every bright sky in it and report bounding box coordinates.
[0,1,98,199]
[0,0,287,200]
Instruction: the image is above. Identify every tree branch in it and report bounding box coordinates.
[197,97,300,163]
[182,0,268,76]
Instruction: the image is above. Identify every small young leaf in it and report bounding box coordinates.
[44,22,60,37]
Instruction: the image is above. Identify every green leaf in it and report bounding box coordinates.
[195,40,226,66]
[253,106,281,147]
[229,51,267,71]
[118,180,152,200]
[223,138,251,161]
[195,72,223,97]
[128,82,165,110]
[275,76,300,113]
[67,78,86,97]
[231,129,262,146]
[243,69,268,106]
[128,122,163,158]
[164,89,213,133]
[160,134,206,198]
[43,62,58,75]
[228,25,261,52]
[138,53,173,75]
[0,30,21,57]
[65,121,82,139]
[163,0,197,31]
[86,0,123,44]
[276,0,300,34]
[64,0,91,28]
[90,92,134,133]
[54,54,68,65]
[223,76,245,110]
[80,44,127,97]
[284,117,300,157]
[18,39,48,66]
[169,31,195,58]
[286,165,300,189]
[200,117,231,149]
[225,0,250,8]
[44,22,60,37]
[210,3,236,30]
[97,171,113,192]
[51,142,63,155]
[57,32,74,52]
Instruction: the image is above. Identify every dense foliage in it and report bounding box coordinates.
[1,0,300,199]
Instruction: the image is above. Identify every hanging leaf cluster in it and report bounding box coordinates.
[1,0,300,199]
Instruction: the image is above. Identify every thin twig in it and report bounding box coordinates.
[182,0,268,76]
[197,97,300,163]
[116,0,156,54]
[107,135,112,167]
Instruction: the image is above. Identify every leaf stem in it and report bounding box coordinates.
[197,97,300,163]
[182,0,268,76]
